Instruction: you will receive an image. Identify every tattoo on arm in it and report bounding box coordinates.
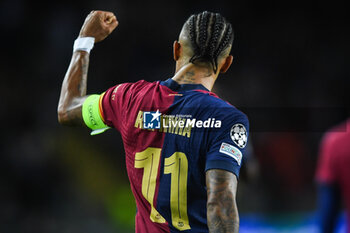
[206,169,239,233]
[58,51,90,126]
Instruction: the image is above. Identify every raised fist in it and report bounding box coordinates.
[79,10,118,42]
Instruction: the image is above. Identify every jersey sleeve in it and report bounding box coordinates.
[205,109,249,178]
[100,83,133,132]
[82,82,133,135]
[315,133,338,184]
[82,94,111,135]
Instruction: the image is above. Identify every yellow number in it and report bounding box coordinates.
[135,148,191,230]
[134,147,166,223]
[164,152,191,231]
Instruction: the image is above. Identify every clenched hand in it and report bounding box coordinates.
[79,10,118,42]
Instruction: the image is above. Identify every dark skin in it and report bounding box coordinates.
[206,170,239,233]
[57,10,118,125]
[58,10,239,233]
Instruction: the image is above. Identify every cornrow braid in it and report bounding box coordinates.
[188,15,199,56]
[184,11,233,73]
[198,11,210,55]
[214,24,233,60]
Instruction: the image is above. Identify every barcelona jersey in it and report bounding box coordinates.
[97,78,249,233]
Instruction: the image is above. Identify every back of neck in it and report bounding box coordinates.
[172,63,217,91]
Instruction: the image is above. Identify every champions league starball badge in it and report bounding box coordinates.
[230,123,247,148]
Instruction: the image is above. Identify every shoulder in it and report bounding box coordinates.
[187,91,249,137]
[122,79,155,90]
[193,90,249,123]
[323,120,349,145]
[321,119,350,153]
[108,80,159,95]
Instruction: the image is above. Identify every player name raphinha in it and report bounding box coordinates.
[134,110,222,138]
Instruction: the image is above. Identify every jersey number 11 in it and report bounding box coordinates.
[135,147,191,231]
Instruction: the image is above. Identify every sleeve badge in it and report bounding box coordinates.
[230,123,247,148]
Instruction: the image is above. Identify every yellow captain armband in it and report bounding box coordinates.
[82,94,110,135]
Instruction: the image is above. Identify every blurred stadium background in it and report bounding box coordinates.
[0,0,348,232]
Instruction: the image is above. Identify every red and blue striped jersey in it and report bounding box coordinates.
[100,78,249,233]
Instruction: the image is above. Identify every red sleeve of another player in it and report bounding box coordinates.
[100,83,132,131]
[316,133,338,184]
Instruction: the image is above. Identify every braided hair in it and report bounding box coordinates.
[182,11,233,73]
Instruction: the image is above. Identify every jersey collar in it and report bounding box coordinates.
[160,78,209,92]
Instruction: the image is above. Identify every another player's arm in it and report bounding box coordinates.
[206,169,239,233]
[57,10,118,126]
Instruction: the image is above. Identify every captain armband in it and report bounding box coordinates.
[82,94,110,135]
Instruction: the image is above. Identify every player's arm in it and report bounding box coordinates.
[206,169,239,233]
[57,10,118,126]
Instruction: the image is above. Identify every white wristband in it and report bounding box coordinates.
[73,37,95,53]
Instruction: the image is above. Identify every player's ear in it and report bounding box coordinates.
[220,55,233,73]
[173,41,181,61]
